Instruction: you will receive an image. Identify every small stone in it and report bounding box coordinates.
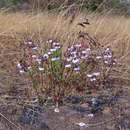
[54,108,60,113]
[76,122,89,128]
[87,113,94,117]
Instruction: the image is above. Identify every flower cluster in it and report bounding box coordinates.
[17,35,118,108]
[17,39,38,73]
[102,47,117,65]
[17,39,63,73]
[87,72,100,82]
[64,43,91,73]
[17,60,29,74]
[24,39,38,50]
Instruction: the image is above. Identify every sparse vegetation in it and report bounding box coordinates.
[0,1,130,130]
[0,0,130,14]
[16,30,117,106]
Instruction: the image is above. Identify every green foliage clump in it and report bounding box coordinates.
[0,0,23,8]
[0,0,130,14]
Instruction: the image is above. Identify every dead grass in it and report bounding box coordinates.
[0,10,130,81]
[0,11,130,48]
[0,10,129,130]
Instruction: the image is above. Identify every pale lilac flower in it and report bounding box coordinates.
[67,47,71,51]
[74,67,80,71]
[104,60,109,64]
[104,48,111,55]
[81,48,91,59]
[48,39,53,43]
[87,74,93,78]
[67,46,75,52]
[75,44,82,48]
[32,55,37,58]
[105,47,110,52]
[86,48,91,51]
[43,54,49,59]
[48,51,52,55]
[102,47,115,65]
[47,97,52,100]
[91,98,97,103]
[81,48,91,54]
[51,57,60,61]
[55,46,61,50]
[36,58,42,63]
[81,56,86,59]
[81,54,89,59]
[53,42,60,46]
[90,77,96,82]
[77,122,86,127]
[50,48,57,52]
[87,72,100,82]
[38,67,44,71]
[113,62,116,65]
[113,59,117,65]
[32,46,38,50]
[24,39,38,50]
[71,51,77,55]
[28,66,32,70]
[17,63,22,69]
[82,50,87,54]
[72,58,80,64]
[66,57,72,62]
[73,54,77,58]
[17,61,28,73]
[19,70,25,74]
[93,72,100,76]
[96,56,102,59]
[65,64,72,68]
[87,113,94,117]
[28,41,32,45]
[24,41,32,45]
[52,42,57,46]
[104,55,112,58]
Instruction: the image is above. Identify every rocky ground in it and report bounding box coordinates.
[0,36,130,130]
[0,86,129,130]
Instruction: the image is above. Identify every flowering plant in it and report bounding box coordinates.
[17,32,117,107]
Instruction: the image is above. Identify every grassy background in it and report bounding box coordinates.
[0,3,129,130]
[0,11,130,53]
[0,10,130,80]
[0,0,129,98]
[0,1,129,130]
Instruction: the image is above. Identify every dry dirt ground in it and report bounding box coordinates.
[0,33,130,130]
[0,87,129,130]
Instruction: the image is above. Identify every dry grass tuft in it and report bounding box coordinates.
[0,9,130,130]
[0,11,130,49]
[0,11,130,79]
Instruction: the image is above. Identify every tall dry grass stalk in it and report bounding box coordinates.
[0,11,129,49]
[0,10,130,80]
[0,6,129,130]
